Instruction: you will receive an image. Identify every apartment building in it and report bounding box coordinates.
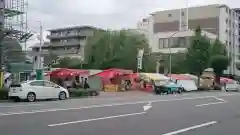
[233,8,240,69]
[138,4,240,75]
[30,26,101,68]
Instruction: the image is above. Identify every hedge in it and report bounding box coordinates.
[0,88,8,100]
[68,88,89,97]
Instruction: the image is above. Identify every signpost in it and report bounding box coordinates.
[137,49,144,72]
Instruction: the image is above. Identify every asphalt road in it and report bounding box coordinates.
[0,91,240,135]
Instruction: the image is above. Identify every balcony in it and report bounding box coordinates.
[32,40,86,49]
[49,40,83,47]
[47,31,94,39]
[27,48,82,57]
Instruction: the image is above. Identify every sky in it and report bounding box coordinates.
[26,0,237,47]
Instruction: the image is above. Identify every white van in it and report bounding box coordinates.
[225,81,240,92]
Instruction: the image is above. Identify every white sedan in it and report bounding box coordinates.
[9,80,69,102]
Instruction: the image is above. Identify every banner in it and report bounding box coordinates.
[137,49,144,70]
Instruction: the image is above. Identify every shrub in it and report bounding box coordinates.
[68,88,89,97]
[0,88,8,100]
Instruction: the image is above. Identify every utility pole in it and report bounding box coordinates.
[36,21,43,80]
[0,7,5,88]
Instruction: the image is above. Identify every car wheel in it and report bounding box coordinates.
[90,91,98,96]
[27,92,36,102]
[14,98,20,102]
[167,88,171,94]
[59,91,67,100]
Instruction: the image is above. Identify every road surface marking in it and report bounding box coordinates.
[213,96,226,102]
[162,121,218,135]
[48,112,146,127]
[0,94,237,117]
[143,102,152,111]
[195,101,227,107]
[0,104,42,108]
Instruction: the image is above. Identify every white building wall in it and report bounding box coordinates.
[138,4,240,75]
[219,6,240,75]
[137,16,155,51]
[153,30,217,54]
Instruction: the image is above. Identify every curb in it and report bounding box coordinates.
[0,100,11,103]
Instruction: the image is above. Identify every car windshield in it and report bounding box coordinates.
[154,80,167,86]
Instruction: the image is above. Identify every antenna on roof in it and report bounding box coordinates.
[186,0,189,30]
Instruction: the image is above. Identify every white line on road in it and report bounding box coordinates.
[161,121,218,135]
[0,96,214,116]
[0,104,42,108]
[48,112,146,127]
[0,94,237,117]
[195,101,227,107]
[213,96,226,102]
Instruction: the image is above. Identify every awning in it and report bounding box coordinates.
[94,68,133,78]
[49,68,89,78]
[168,74,191,80]
[140,73,169,81]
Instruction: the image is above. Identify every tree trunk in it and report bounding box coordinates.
[197,75,201,88]
[214,74,221,90]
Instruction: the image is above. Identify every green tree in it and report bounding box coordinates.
[53,57,83,69]
[43,52,58,68]
[209,39,230,84]
[209,39,226,56]
[85,29,155,72]
[3,37,26,64]
[210,55,230,84]
[184,26,211,86]
[84,30,112,69]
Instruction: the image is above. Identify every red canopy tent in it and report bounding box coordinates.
[93,68,133,85]
[220,77,234,84]
[49,68,89,78]
[168,74,191,80]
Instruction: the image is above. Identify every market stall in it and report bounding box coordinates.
[94,68,133,92]
[140,73,169,92]
[168,74,198,91]
[48,68,89,87]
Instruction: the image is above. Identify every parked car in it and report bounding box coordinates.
[153,80,183,95]
[225,81,240,92]
[9,80,70,102]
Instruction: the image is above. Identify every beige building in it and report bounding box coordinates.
[138,4,240,75]
[30,26,102,69]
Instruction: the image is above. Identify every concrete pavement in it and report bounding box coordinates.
[0,91,240,135]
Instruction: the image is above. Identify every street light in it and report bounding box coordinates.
[28,21,44,80]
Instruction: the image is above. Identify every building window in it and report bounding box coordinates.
[168,14,172,17]
[179,37,186,47]
[163,39,169,48]
[181,12,184,16]
[159,38,169,48]
[171,37,179,48]
[226,7,228,13]
[158,39,164,49]
[226,18,228,24]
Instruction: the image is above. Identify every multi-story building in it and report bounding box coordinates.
[30,26,102,69]
[138,4,240,75]
[233,8,240,69]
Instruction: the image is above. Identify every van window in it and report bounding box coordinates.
[202,76,213,79]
